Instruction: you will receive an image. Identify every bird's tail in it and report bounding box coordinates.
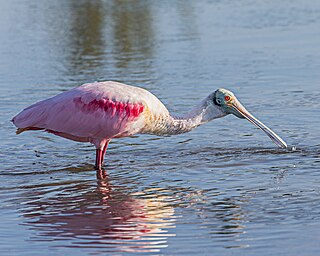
[12,100,47,134]
[16,127,44,134]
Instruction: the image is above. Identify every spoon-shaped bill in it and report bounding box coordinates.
[231,100,287,149]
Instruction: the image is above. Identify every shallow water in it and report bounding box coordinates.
[1,0,320,255]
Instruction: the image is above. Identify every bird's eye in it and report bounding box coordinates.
[224,95,231,101]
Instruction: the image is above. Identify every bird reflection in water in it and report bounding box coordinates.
[21,174,176,253]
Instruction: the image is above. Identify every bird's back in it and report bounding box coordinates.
[12,81,169,141]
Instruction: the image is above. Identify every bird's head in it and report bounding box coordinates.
[209,88,287,149]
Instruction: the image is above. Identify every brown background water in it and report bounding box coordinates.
[0,0,320,255]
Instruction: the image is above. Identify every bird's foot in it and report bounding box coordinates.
[96,168,107,180]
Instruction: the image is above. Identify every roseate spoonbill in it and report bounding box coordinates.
[12,81,287,171]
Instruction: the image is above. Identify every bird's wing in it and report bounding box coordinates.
[12,81,169,140]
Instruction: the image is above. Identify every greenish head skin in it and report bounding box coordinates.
[212,88,287,149]
[213,88,244,118]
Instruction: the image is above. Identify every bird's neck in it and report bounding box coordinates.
[166,106,206,135]
[144,99,225,136]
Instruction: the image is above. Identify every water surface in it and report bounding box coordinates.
[1,0,320,255]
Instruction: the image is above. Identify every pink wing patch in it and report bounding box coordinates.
[73,97,144,118]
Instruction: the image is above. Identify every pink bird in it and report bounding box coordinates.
[12,81,287,173]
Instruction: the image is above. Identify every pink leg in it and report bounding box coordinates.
[95,149,103,171]
[101,140,110,165]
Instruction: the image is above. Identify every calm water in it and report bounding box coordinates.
[1,0,320,255]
